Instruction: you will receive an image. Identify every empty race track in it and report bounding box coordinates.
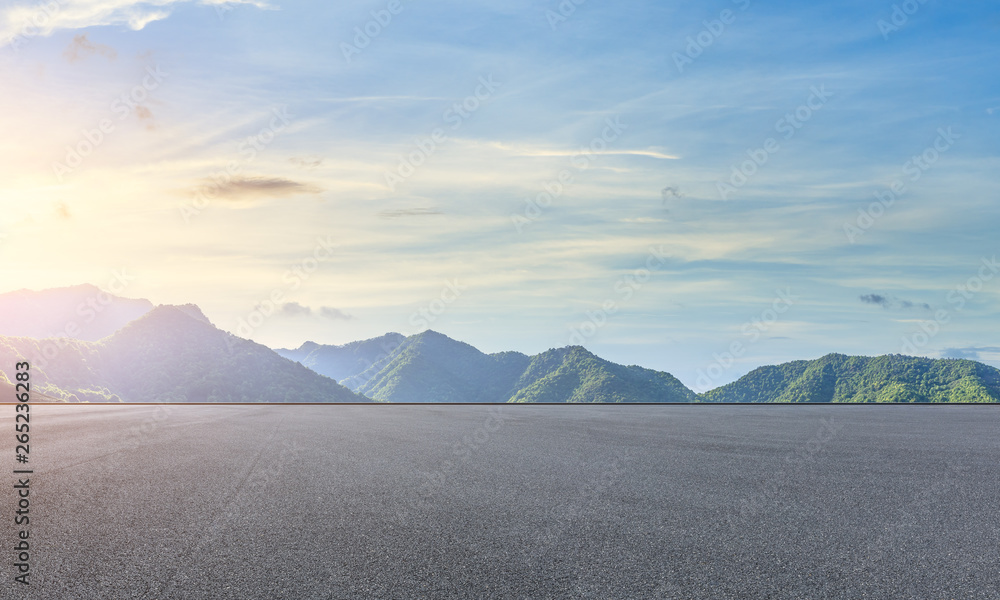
[1,404,997,599]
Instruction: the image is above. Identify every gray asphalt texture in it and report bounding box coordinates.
[1,404,998,599]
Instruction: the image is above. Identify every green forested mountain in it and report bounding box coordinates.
[0,305,369,403]
[281,332,1000,403]
[701,353,1000,403]
[509,346,697,403]
[345,331,531,403]
[277,333,406,383]
[330,330,696,403]
[3,300,999,404]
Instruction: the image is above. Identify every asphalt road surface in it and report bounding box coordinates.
[1,404,998,599]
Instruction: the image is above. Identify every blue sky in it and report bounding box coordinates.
[1,0,998,389]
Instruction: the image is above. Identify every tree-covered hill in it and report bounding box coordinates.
[5,305,998,404]
[345,331,531,403]
[323,330,696,403]
[509,346,697,403]
[700,353,1000,403]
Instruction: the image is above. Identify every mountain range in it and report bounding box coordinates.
[280,334,1000,404]
[279,331,697,403]
[2,285,998,404]
[0,304,366,403]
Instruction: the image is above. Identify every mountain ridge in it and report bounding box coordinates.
[291,330,697,403]
[3,287,998,403]
[283,334,1000,403]
[0,283,154,341]
[278,332,406,384]
[0,304,369,403]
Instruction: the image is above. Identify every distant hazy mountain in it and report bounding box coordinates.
[277,333,406,383]
[5,284,999,404]
[701,353,1000,403]
[0,305,369,403]
[297,330,696,403]
[0,284,153,341]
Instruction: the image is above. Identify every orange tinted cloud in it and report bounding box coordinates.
[63,34,117,62]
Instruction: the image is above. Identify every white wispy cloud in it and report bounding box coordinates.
[1,0,270,45]
[457,139,680,160]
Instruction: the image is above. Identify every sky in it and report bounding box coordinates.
[0,0,998,390]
